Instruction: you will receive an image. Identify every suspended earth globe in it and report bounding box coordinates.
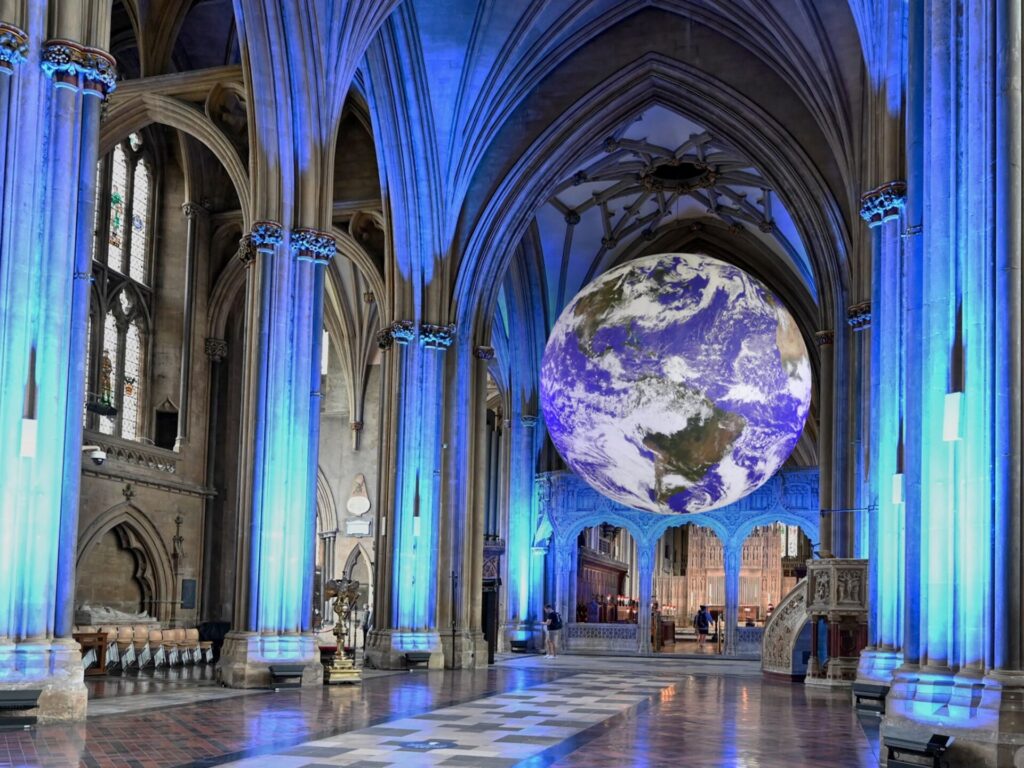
[540,253,811,514]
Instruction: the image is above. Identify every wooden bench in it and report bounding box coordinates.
[268,664,307,690]
[883,733,954,768]
[404,651,433,669]
[509,640,528,653]
[0,689,41,730]
[852,682,889,715]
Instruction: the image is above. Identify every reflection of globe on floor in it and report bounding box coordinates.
[540,253,811,514]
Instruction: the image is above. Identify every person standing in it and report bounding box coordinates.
[693,604,712,646]
[543,604,563,658]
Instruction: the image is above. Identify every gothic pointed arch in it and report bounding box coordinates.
[76,501,174,621]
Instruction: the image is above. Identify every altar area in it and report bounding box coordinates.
[533,468,821,657]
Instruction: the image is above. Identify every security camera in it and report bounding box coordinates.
[82,445,106,466]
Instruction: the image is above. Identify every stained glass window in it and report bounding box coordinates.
[86,137,154,443]
[109,146,127,269]
[99,312,119,435]
[122,321,141,441]
[130,160,149,283]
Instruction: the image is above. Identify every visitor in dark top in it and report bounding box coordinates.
[694,604,712,646]
[543,604,562,659]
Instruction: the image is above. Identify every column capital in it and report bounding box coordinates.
[236,234,257,266]
[420,323,455,349]
[204,337,227,362]
[250,220,284,249]
[859,181,907,227]
[521,414,538,428]
[181,201,208,220]
[0,23,28,73]
[377,320,413,350]
[291,228,335,264]
[350,421,363,432]
[846,301,871,332]
[41,39,117,96]
[473,345,495,360]
[814,329,835,347]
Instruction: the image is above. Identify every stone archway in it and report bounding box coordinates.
[76,503,174,622]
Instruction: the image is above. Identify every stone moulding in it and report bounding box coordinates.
[0,23,28,72]
[86,434,178,475]
[291,228,335,264]
[859,181,907,226]
[40,39,117,95]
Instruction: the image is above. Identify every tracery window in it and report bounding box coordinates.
[83,133,154,441]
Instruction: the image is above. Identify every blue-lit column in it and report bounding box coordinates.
[857,184,907,687]
[636,541,654,656]
[0,24,113,720]
[365,322,451,669]
[722,543,741,656]
[217,226,334,688]
[504,412,542,650]
[881,0,1023,761]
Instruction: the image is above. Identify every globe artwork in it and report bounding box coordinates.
[540,253,811,514]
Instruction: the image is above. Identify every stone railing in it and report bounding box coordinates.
[84,432,179,474]
[761,578,809,678]
[736,626,764,656]
[565,622,639,654]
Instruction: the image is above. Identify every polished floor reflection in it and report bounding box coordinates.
[0,657,876,767]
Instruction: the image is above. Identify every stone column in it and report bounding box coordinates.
[0,20,113,721]
[505,408,542,650]
[199,337,227,621]
[636,540,655,655]
[217,226,334,688]
[723,542,742,656]
[174,202,206,450]
[882,0,1024,763]
[814,330,835,558]
[364,322,451,670]
[857,183,906,687]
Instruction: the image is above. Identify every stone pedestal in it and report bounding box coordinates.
[216,631,322,688]
[501,621,543,653]
[444,630,488,669]
[324,654,361,684]
[856,648,903,685]
[0,638,87,722]
[882,668,1024,767]
[364,629,444,670]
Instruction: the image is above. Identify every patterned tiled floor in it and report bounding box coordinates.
[0,657,877,768]
[218,673,674,767]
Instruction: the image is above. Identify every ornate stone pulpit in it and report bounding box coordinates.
[804,558,868,686]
